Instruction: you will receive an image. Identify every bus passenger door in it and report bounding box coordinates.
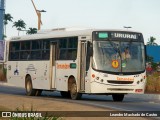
[79,41,87,92]
[50,42,57,89]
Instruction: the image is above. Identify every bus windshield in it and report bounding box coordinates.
[92,41,145,73]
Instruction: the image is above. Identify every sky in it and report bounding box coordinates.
[5,0,160,44]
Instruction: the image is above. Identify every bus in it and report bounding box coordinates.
[6,28,146,101]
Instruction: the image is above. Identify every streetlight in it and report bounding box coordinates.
[37,10,46,30]
[31,0,46,30]
[123,26,132,30]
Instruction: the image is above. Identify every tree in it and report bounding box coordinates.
[12,19,26,36]
[26,28,37,35]
[4,13,13,36]
[147,36,158,46]
[146,55,154,63]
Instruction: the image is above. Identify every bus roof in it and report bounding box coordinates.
[9,28,142,41]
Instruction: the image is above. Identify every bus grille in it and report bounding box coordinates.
[107,80,134,84]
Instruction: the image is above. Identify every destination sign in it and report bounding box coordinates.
[93,31,142,41]
[111,33,138,39]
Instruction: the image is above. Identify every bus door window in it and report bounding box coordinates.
[42,40,50,60]
[42,50,50,60]
[86,42,91,71]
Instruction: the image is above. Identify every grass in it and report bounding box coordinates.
[145,72,160,93]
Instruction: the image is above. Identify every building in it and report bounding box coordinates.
[0,0,5,40]
[146,45,160,63]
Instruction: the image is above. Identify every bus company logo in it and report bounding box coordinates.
[57,63,70,69]
[117,77,134,81]
[113,33,137,39]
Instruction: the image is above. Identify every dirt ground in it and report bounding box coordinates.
[0,93,153,120]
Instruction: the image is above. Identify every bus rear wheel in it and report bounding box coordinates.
[112,94,124,102]
[25,76,36,96]
[70,83,82,100]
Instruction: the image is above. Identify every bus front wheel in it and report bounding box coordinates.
[25,76,36,96]
[70,83,82,100]
[112,94,124,102]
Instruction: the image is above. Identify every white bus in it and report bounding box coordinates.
[6,28,146,101]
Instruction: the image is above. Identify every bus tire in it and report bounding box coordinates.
[112,94,124,102]
[60,91,71,98]
[70,82,82,100]
[25,76,36,96]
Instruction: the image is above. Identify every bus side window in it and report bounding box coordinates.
[9,42,20,60]
[58,37,78,60]
[11,52,19,60]
[21,51,30,60]
[68,49,77,60]
[42,50,50,60]
[59,49,67,60]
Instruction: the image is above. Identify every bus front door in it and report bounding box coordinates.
[79,41,87,92]
[50,42,57,89]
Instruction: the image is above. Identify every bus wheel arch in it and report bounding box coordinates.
[25,74,36,96]
[68,75,76,91]
[68,75,82,100]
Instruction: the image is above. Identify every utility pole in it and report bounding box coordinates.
[0,0,5,40]
[31,0,46,30]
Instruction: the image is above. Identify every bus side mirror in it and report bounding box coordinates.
[87,42,93,56]
[89,46,93,56]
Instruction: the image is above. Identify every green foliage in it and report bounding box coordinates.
[147,36,158,46]
[3,13,38,37]
[146,55,154,63]
[27,28,37,35]
[13,19,26,36]
[4,13,13,25]
[3,34,7,39]
[3,13,13,37]
[152,62,158,70]
[13,19,26,30]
